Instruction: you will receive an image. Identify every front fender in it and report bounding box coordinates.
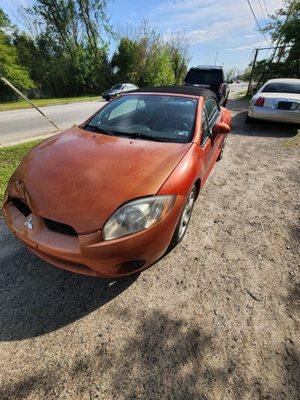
[157,143,202,197]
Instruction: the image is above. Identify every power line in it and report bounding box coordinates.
[262,0,270,16]
[257,0,267,20]
[245,0,272,45]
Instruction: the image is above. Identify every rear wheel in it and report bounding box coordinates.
[217,147,224,161]
[217,137,227,161]
[171,186,196,246]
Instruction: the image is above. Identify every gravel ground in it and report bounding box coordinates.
[0,93,299,400]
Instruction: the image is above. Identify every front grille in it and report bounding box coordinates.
[43,218,78,236]
[10,197,31,217]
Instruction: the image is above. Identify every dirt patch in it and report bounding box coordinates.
[0,93,299,399]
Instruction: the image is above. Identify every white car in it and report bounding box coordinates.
[248,78,300,124]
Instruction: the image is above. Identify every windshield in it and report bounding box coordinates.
[84,94,197,143]
[262,82,300,94]
[110,84,123,90]
[185,69,223,85]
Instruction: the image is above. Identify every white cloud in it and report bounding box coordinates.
[185,29,209,44]
[228,41,267,51]
[150,0,283,45]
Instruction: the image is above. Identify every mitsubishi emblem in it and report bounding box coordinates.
[24,215,34,230]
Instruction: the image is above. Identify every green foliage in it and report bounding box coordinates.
[0,9,35,99]
[0,5,190,100]
[251,0,299,84]
[20,0,113,97]
[225,68,236,82]
[111,38,142,83]
[165,32,190,84]
[0,95,101,111]
[143,45,175,86]
[111,24,189,88]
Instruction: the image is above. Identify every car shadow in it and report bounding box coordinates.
[0,225,138,341]
[228,98,299,138]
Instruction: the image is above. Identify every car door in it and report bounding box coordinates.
[199,97,221,180]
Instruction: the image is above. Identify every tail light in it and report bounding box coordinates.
[254,97,265,107]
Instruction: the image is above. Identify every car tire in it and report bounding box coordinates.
[217,147,224,161]
[171,185,196,247]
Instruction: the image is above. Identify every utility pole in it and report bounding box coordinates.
[247,48,259,95]
[214,51,218,66]
[234,67,237,79]
[246,45,293,95]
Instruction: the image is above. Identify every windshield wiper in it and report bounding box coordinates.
[84,124,115,136]
[85,125,170,142]
[125,132,169,142]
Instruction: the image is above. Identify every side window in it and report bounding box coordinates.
[201,109,210,145]
[108,98,139,120]
[201,98,220,146]
[205,98,220,129]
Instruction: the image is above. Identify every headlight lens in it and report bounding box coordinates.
[103,195,176,240]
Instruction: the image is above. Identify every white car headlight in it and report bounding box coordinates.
[103,195,176,240]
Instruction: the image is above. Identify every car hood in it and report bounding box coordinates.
[11,126,191,233]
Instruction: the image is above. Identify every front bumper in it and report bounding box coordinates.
[3,196,184,278]
[248,106,300,124]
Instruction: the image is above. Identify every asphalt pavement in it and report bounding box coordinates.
[0,100,104,145]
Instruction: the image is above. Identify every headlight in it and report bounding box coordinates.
[103,195,176,240]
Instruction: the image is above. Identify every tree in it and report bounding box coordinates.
[21,0,113,96]
[111,37,143,83]
[266,0,299,68]
[225,67,236,82]
[0,9,35,99]
[250,0,300,84]
[166,32,190,84]
[112,22,191,87]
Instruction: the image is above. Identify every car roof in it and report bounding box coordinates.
[264,78,300,84]
[130,85,217,99]
[190,65,223,70]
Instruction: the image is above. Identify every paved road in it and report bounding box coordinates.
[0,91,299,399]
[0,100,104,145]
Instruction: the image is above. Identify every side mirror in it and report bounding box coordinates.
[212,122,230,135]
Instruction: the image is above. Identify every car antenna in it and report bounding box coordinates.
[1,77,61,132]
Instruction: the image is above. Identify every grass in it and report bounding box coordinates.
[235,90,252,102]
[0,95,102,112]
[0,139,41,207]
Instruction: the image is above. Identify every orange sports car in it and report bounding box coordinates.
[3,86,231,278]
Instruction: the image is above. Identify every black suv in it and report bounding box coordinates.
[184,65,230,106]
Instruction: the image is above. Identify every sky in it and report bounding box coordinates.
[0,0,283,72]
